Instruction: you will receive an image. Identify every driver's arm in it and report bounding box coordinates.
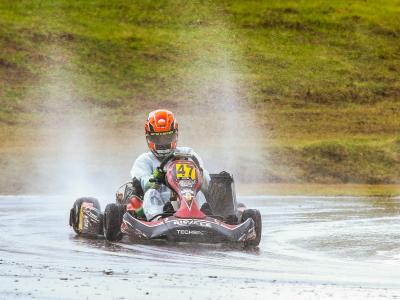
[130,153,154,192]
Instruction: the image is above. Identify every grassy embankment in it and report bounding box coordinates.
[0,1,399,195]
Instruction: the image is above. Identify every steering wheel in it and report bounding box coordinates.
[149,152,202,185]
[159,152,202,171]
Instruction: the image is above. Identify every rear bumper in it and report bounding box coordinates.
[121,213,256,243]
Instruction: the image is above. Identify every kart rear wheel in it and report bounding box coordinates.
[69,197,101,235]
[242,209,262,247]
[103,203,125,241]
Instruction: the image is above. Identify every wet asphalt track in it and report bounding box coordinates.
[1,195,400,299]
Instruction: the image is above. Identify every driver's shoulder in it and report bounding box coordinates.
[135,151,156,163]
[175,146,194,154]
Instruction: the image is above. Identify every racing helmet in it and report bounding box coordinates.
[145,109,178,159]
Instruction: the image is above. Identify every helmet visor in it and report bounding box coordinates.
[147,131,177,146]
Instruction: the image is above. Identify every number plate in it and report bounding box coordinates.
[175,163,196,180]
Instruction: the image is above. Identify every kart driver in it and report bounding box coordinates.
[129,109,211,220]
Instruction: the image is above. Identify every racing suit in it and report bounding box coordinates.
[130,147,210,220]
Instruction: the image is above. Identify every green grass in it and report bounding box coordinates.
[0,0,399,190]
[1,1,397,112]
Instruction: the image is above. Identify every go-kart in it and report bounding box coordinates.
[69,152,262,246]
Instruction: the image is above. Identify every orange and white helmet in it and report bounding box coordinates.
[145,109,178,159]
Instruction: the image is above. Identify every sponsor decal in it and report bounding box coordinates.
[149,131,174,136]
[83,208,99,223]
[123,220,133,229]
[172,219,212,228]
[178,179,194,188]
[121,222,127,233]
[184,192,193,201]
[79,203,94,232]
[247,227,256,240]
[78,207,86,231]
[176,229,205,235]
[134,228,148,238]
[83,214,90,230]
[123,220,148,238]
[180,188,193,194]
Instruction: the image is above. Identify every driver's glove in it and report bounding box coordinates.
[153,168,166,183]
[146,168,166,190]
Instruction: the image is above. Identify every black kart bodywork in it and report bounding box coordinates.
[121,213,256,243]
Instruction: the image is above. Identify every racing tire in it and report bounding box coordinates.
[103,203,125,242]
[69,197,101,235]
[242,209,262,247]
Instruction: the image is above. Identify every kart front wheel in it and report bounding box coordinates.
[103,203,125,241]
[242,209,262,247]
[69,197,101,235]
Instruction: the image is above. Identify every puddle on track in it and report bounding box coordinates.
[0,195,400,299]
